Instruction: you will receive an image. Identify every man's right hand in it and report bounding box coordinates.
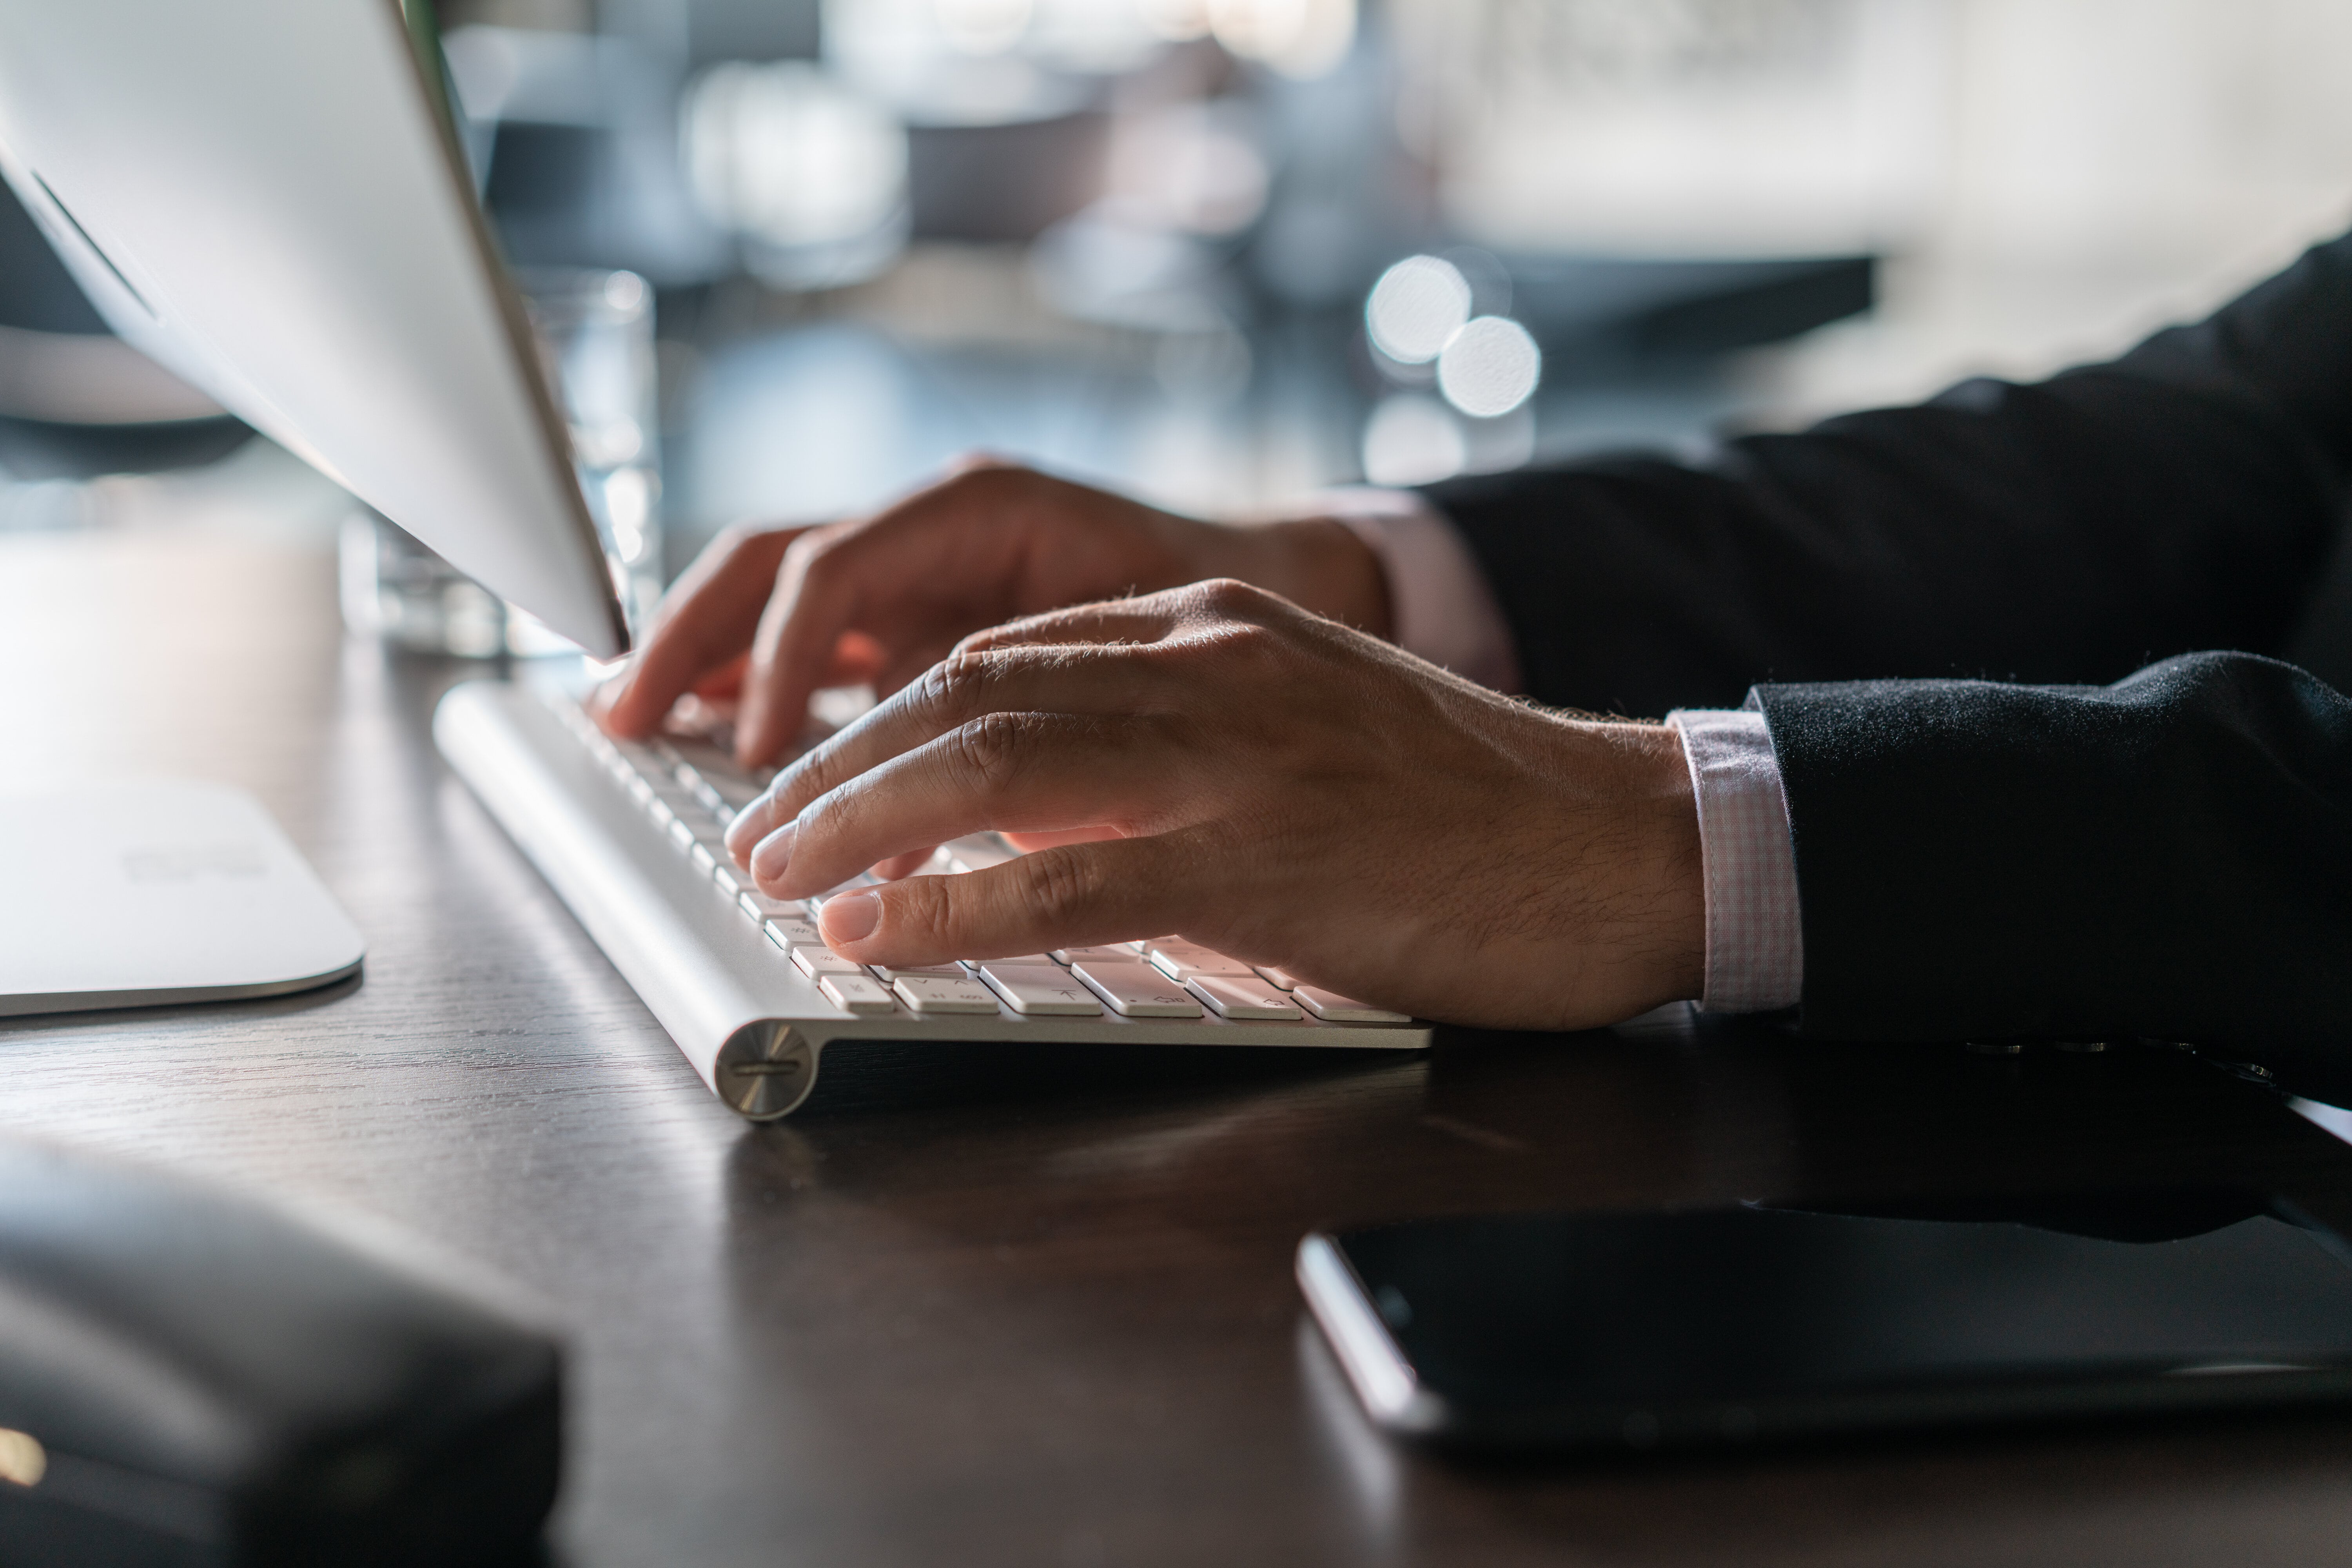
[592,461,1393,769]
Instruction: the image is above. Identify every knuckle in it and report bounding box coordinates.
[1011,849,1101,930]
[1191,577,1267,618]
[780,525,850,585]
[951,710,1036,796]
[919,646,996,720]
[940,460,1031,505]
[887,875,959,951]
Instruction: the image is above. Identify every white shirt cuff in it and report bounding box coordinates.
[1310,486,1524,693]
[1665,707,1804,1013]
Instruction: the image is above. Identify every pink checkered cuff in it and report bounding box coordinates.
[1666,708,1804,1013]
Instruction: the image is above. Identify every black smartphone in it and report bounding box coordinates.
[1298,1192,2352,1452]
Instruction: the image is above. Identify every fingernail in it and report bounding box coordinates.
[750,821,797,884]
[724,795,771,858]
[822,890,880,944]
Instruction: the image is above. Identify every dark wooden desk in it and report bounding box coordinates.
[10,528,2352,1566]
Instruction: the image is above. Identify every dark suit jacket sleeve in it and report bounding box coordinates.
[1423,230,2352,718]
[1750,652,2352,1088]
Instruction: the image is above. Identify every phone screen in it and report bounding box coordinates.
[1299,1197,2352,1450]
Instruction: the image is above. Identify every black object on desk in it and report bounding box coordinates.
[0,1136,561,1566]
[1301,1191,2352,1452]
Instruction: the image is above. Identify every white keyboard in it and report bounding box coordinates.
[432,679,1432,1120]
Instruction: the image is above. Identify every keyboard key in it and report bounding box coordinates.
[792,944,865,978]
[960,954,1058,970]
[818,972,897,1015]
[1072,960,1204,1018]
[892,975,1002,1015]
[1187,974,1303,1021]
[944,834,1017,873]
[1294,986,1412,1024]
[977,964,1102,1016]
[1053,945,1141,964]
[1254,965,1304,990]
[715,862,758,895]
[653,779,703,810]
[665,816,695,851]
[669,741,768,802]
[711,778,764,810]
[871,962,964,983]
[742,893,805,924]
[763,917,824,949]
[1145,941,1254,982]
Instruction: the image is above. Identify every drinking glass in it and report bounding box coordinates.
[338,267,662,657]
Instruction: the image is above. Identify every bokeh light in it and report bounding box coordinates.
[1360,392,1465,486]
[683,62,908,286]
[1365,255,1471,365]
[1436,315,1540,418]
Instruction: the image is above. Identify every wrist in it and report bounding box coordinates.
[1596,722,1707,1011]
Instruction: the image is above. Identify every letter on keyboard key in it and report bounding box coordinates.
[893,975,1002,1014]
[743,890,805,920]
[977,964,1103,1016]
[1071,961,1203,1018]
[1188,974,1303,1020]
[871,962,965,983]
[1053,946,1140,964]
[819,973,897,1015]
[792,944,865,978]
[1294,986,1412,1024]
[764,917,824,949]
[1145,942,1254,982]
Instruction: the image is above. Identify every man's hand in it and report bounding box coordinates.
[722,580,1704,1031]
[592,461,1391,768]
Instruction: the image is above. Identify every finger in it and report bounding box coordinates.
[687,650,751,701]
[728,641,1190,855]
[1000,826,1122,851]
[751,711,1192,899]
[870,847,939,881]
[870,637,962,702]
[826,629,891,687]
[815,834,1213,967]
[597,525,802,737]
[734,524,866,768]
[955,597,1186,654]
[955,577,1287,655]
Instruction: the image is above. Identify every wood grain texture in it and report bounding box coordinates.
[7,528,2352,1566]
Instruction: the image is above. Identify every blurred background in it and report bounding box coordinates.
[5,0,2352,589]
